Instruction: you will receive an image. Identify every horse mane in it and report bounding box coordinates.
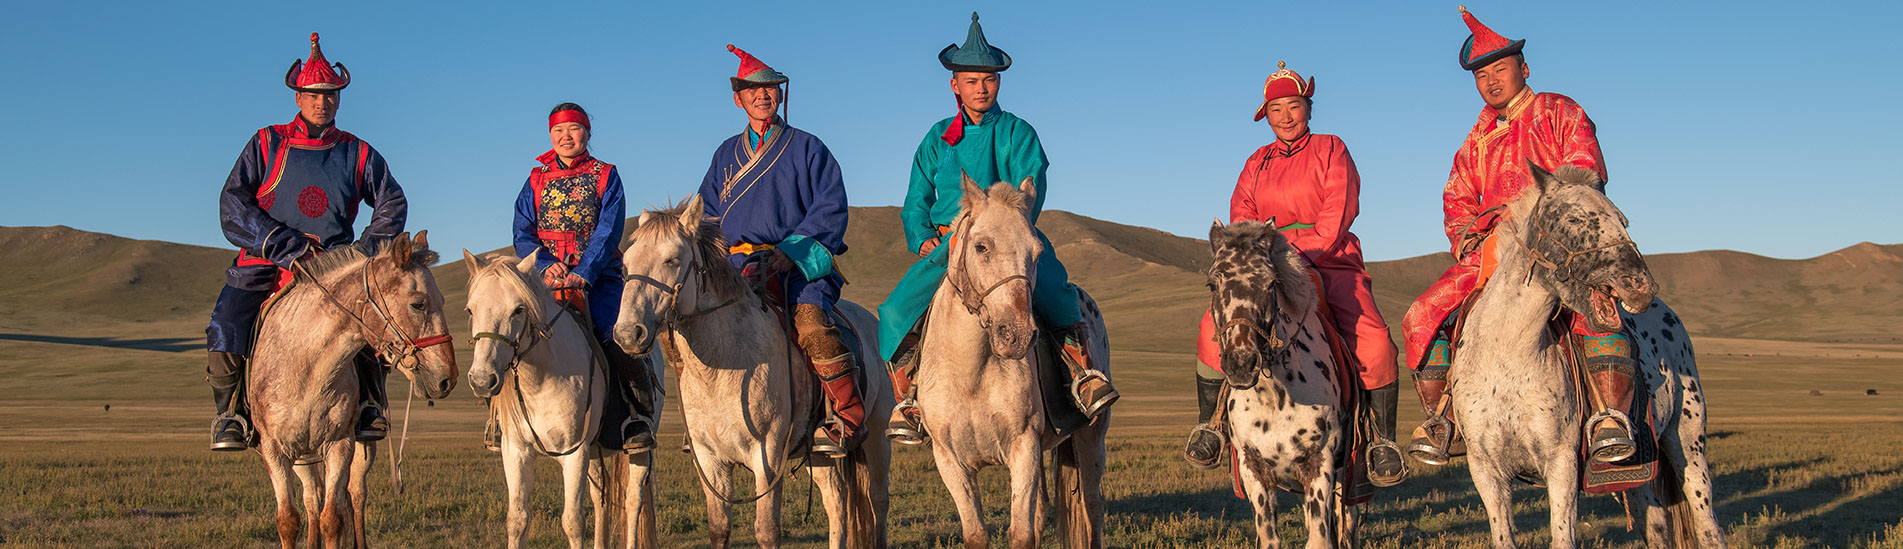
[1213,221,1317,320]
[631,199,749,300]
[297,235,440,279]
[471,254,551,316]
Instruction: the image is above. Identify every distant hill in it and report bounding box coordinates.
[3,216,1898,346]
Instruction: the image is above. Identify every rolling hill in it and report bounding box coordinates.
[3,212,1899,350]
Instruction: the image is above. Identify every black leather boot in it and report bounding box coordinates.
[208,351,249,451]
[1366,382,1409,486]
[355,352,389,442]
[1183,376,1226,469]
[606,345,657,455]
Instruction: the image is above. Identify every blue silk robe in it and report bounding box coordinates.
[696,123,849,312]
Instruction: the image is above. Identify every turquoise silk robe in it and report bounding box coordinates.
[876,107,1082,359]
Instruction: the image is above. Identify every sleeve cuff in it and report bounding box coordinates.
[776,235,835,281]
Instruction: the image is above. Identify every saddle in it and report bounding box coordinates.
[741,261,873,455]
[1437,290,1660,493]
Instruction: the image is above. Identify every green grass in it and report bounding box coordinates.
[2,335,1901,547]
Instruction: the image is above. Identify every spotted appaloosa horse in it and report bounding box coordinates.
[249,232,458,548]
[1448,162,1725,548]
[910,176,1110,549]
[1206,219,1354,549]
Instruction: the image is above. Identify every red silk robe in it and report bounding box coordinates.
[1399,90,1608,369]
[1201,133,1399,389]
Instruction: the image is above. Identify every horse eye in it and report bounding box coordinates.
[511,306,524,317]
[974,243,989,254]
[664,258,679,266]
[410,301,426,312]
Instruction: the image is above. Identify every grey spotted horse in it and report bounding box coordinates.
[1204,219,1356,549]
[1442,162,1726,548]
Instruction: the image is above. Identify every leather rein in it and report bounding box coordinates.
[1210,277,1295,385]
[471,286,599,458]
[622,247,745,366]
[945,216,1031,317]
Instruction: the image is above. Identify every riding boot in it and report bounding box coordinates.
[1582,332,1639,463]
[208,351,250,451]
[354,351,389,442]
[481,397,501,452]
[885,329,927,446]
[796,304,866,458]
[1365,382,1410,486]
[1183,376,1228,469]
[1056,323,1119,418]
[605,345,658,455]
[1407,337,1462,465]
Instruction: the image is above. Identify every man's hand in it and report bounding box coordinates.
[542,263,571,289]
[918,237,941,257]
[765,248,797,275]
[1456,234,1483,258]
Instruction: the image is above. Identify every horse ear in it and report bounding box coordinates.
[1527,159,1557,193]
[414,230,429,250]
[462,248,481,277]
[638,210,651,228]
[1209,219,1226,253]
[1017,176,1037,205]
[515,251,540,274]
[390,231,413,266]
[681,195,705,232]
[959,170,984,214]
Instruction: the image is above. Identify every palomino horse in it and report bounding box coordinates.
[249,231,458,548]
[1206,219,1355,549]
[614,195,892,549]
[1449,162,1725,548]
[462,250,660,549]
[913,176,1110,549]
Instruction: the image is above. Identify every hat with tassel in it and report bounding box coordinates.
[727,44,789,91]
[1252,61,1315,121]
[1456,6,1525,71]
[285,33,350,92]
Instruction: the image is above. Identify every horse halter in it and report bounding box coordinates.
[469,296,568,387]
[1211,275,1292,388]
[1519,196,1642,284]
[295,260,454,373]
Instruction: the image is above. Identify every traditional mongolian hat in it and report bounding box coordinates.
[1252,61,1315,121]
[727,44,789,92]
[285,33,349,93]
[939,12,1011,72]
[1456,5,1525,71]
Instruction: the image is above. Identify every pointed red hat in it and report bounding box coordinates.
[727,44,789,92]
[1457,6,1525,71]
[1253,61,1316,121]
[284,33,349,92]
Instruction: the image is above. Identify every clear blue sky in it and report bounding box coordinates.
[2,1,1898,261]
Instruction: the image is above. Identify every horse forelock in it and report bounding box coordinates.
[981,181,1029,212]
[1211,222,1316,320]
[629,202,748,300]
[470,258,547,315]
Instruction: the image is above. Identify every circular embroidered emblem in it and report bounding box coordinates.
[258,190,277,211]
[297,186,329,218]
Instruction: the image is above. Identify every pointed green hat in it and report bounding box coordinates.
[938,12,1012,72]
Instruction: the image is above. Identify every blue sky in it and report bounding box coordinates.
[2,1,1898,261]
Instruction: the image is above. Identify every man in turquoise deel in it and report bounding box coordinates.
[877,12,1119,445]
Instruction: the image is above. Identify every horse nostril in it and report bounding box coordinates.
[437,378,452,394]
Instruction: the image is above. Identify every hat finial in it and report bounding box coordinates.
[1457,5,1467,13]
[1277,60,1286,69]
[310,32,319,45]
[726,44,737,53]
[972,12,979,22]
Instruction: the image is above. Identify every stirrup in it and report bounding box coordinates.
[1070,369,1119,418]
[810,425,848,458]
[1406,416,1455,466]
[210,414,252,452]
[1366,438,1410,487]
[1182,423,1227,470]
[1586,410,1637,463]
[482,418,501,453]
[886,399,927,446]
[355,404,388,442]
[622,417,657,456]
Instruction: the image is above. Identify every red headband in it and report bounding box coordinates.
[548,110,590,130]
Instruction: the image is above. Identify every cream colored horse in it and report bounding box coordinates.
[249,232,458,548]
[462,251,660,549]
[615,195,891,549]
[913,177,1110,549]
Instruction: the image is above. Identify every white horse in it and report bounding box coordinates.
[614,195,891,549]
[1205,220,1355,549]
[249,232,459,548]
[1450,163,1726,548]
[911,176,1110,549]
[462,250,660,549]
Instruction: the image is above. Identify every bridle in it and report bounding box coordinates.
[1516,194,1642,284]
[469,274,599,458]
[293,259,454,374]
[945,215,1031,317]
[622,242,744,362]
[1209,267,1294,389]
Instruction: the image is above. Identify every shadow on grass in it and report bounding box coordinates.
[0,333,199,353]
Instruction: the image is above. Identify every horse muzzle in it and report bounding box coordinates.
[468,371,501,398]
[1222,351,1261,389]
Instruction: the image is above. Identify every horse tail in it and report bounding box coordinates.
[834,443,878,548]
[1652,453,1710,548]
[1052,428,1107,548]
